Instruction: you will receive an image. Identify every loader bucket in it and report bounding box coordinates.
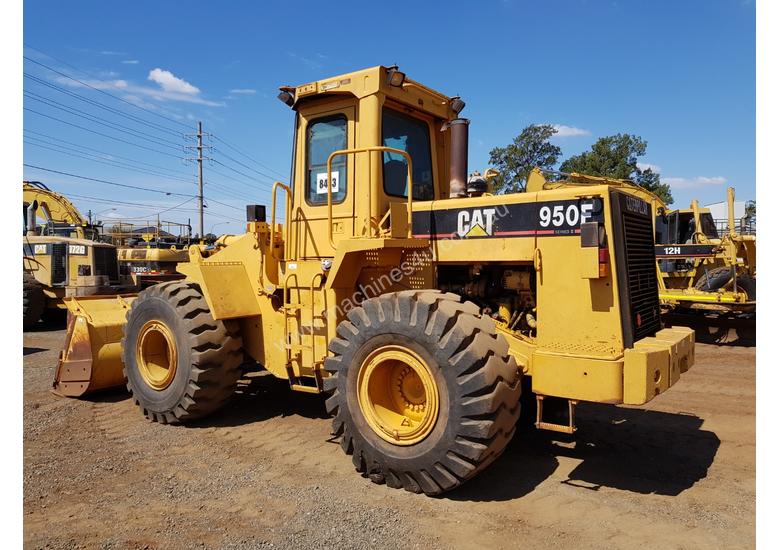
[53,294,137,397]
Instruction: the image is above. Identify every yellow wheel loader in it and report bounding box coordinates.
[54,66,695,496]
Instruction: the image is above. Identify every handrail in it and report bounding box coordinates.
[309,272,325,371]
[271,181,293,260]
[325,146,414,249]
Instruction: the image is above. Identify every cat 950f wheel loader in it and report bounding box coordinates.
[53,65,694,496]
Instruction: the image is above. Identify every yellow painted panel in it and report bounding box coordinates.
[654,326,695,373]
[531,352,623,403]
[579,246,599,279]
[623,346,670,405]
[199,263,262,319]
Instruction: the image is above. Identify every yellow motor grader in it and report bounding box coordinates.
[54,65,694,496]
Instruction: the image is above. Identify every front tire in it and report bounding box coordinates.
[23,271,45,330]
[122,281,243,424]
[324,290,521,495]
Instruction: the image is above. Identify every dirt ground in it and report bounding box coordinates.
[23,322,755,550]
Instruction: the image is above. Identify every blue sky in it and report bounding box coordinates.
[23,0,755,235]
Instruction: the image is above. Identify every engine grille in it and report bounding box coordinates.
[93,246,119,282]
[51,243,67,285]
[621,211,662,341]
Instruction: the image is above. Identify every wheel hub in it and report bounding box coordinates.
[136,320,177,391]
[357,345,439,446]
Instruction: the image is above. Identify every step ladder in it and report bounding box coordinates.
[282,272,326,393]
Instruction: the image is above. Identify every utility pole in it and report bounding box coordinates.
[184,121,211,241]
[196,121,204,238]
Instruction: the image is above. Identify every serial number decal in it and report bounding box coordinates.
[654,244,717,258]
[315,172,339,195]
[412,198,604,240]
[538,203,595,229]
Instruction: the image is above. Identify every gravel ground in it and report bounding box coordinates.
[23,321,755,549]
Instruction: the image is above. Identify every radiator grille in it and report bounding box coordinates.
[51,243,66,285]
[622,212,661,340]
[93,246,119,281]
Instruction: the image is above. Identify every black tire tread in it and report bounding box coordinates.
[323,290,521,496]
[23,270,46,330]
[122,281,243,424]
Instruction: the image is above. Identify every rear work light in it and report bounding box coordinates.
[598,247,610,278]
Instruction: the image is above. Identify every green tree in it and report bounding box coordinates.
[745,200,756,218]
[559,133,673,203]
[488,124,561,193]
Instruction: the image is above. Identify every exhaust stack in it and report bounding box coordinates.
[26,200,38,236]
[449,118,470,198]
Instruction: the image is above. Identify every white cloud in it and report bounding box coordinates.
[662,176,727,189]
[552,124,590,137]
[229,88,256,94]
[637,162,661,173]
[55,74,223,107]
[100,50,127,56]
[121,60,140,65]
[148,68,200,95]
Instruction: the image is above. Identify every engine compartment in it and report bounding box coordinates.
[437,264,537,338]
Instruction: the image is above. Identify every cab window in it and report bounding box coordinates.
[306,115,347,205]
[382,108,434,200]
[700,213,719,239]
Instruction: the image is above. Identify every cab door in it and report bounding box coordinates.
[293,103,356,258]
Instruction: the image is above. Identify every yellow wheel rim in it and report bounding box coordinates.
[357,345,439,446]
[136,320,177,390]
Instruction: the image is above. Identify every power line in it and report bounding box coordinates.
[203,195,244,212]
[213,144,278,182]
[212,135,288,179]
[23,52,192,132]
[205,181,256,202]
[211,159,271,186]
[66,192,192,210]
[24,92,183,151]
[23,164,195,197]
[23,129,195,178]
[24,139,197,184]
[23,72,185,139]
[65,192,241,222]
[24,107,182,158]
[208,165,270,191]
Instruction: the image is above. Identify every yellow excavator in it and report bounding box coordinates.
[23,182,128,328]
[53,65,694,496]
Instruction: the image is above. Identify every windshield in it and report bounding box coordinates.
[382,108,434,200]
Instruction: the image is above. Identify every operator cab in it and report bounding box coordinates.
[655,211,719,245]
[278,65,463,258]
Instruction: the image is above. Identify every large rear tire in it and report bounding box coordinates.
[23,271,45,330]
[324,290,521,495]
[122,281,243,424]
[694,266,733,292]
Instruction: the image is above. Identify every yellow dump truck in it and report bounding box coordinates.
[54,65,694,496]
